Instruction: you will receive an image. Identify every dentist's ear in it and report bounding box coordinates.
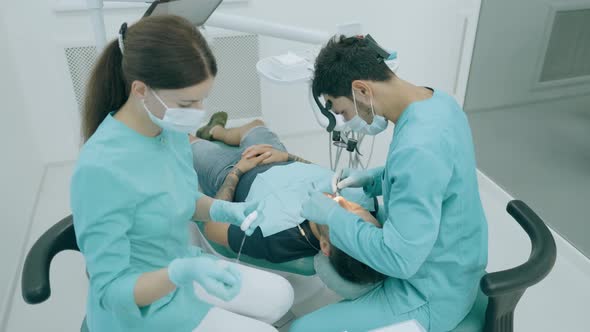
[351,80,372,104]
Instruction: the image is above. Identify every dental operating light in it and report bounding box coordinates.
[87,0,222,52]
[143,0,223,24]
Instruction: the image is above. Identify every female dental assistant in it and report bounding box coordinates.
[71,16,293,332]
[293,36,488,332]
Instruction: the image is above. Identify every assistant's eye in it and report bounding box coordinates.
[178,100,202,108]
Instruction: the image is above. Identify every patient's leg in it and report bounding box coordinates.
[210,119,265,146]
[191,137,243,197]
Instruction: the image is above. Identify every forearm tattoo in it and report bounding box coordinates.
[214,168,244,202]
[287,153,312,164]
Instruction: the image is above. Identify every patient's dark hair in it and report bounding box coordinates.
[82,15,217,142]
[318,224,387,284]
[312,35,394,100]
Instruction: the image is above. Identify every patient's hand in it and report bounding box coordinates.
[242,144,288,165]
[188,134,199,144]
[235,151,271,173]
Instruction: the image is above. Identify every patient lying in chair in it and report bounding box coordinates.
[190,113,386,287]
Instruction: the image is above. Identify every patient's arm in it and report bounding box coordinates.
[205,153,271,246]
[287,153,312,164]
[204,167,242,245]
[242,144,313,165]
[214,152,271,201]
[201,167,242,246]
[214,168,242,201]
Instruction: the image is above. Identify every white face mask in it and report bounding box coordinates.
[333,113,349,131]
[349,89,388,136]
[143,89,207,134]
[363,115,388,135]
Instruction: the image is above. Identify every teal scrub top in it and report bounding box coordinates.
[327,90,488,331]
[246,162,374,237]
[70,113,211,332]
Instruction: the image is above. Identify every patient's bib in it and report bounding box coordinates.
[245,163,374,237]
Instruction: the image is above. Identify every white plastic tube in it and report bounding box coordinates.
[207,12,331,45]
[87,0,107,52]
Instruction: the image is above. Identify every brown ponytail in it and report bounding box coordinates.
[82,15,217,142]
[82,40,126,141]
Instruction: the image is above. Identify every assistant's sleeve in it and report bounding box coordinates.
[180,134,205,202]
[71,165,144,326]
[328,147,453,279]
[363,166,385,197]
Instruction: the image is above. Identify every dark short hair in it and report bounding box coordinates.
[312,35,394,100]
[318,224,387,284]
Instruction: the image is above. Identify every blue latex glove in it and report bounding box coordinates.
[311,177,334,195]
[300,190,344,226]
[168,254,241,302]
[210,200,262,235]
[334,168,379,191]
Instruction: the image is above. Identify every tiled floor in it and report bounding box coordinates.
[6,131,590,331]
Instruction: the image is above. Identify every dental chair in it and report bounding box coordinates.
[190,221,320,324]
[21,215,90,332]
[192,221,316,276]
[21,200,556,332]
[450,200,556,332]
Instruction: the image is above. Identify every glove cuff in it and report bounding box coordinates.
[209,199,227,222]
[327,205,362,231]
[168,258,187,287]
[362,179,377,197]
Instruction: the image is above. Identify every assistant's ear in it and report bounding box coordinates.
[130,80,148,99]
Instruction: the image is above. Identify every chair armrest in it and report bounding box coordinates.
[481,200,557,296]
[21,215,79,304]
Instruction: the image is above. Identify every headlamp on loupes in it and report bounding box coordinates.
[311,34,398,133]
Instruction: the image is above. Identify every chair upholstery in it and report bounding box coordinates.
[194,221,316,276]
[451,289,488,332]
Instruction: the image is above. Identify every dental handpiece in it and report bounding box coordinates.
[332,169,344,197]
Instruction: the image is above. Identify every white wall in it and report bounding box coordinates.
[214,0,481,135]
[0,13,44,331]
[464,0,590,255]
[43,0,481,162]
[1,0,82,164]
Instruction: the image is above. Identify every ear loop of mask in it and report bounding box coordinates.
[352,88,376,124]
[352,88,359,117]
[142,88,164,118]
[368,94,376,124]
[150,89,170,110]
